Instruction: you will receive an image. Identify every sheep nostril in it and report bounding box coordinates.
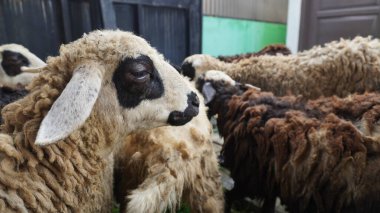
[188,92,199,108]
[192,95,200,107]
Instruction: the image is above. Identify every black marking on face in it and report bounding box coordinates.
[181,61,195,80]
[167,92,199,126]
[113,55,164,108]
[196,75,246,118]
[1,50,30,76]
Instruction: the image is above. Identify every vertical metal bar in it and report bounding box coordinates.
[137,3,144,35]
[99,0,117,29]
[188,0,202,54]
[59,0,72,42]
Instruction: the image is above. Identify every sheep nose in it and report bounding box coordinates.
[187,92,200,115]
[167,92,199,126]
[191,93,200,107]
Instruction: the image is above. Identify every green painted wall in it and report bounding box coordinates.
[202,16,287,56]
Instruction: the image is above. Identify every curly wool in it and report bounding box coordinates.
[0,30,157,213]
[0,63,114,212]
[0,29,200,212]
[217,89,380,213]
[217,44,291,63]
[114,93,224,213]
[218,90,380,137]
[185,36,380,99]
[0,87,28,123]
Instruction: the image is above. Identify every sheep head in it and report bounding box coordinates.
[181,54,223,81]
[196,70,259,117]
[33,30,199,145]
[0,44,46,89]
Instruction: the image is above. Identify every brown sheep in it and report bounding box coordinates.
[114,89,224,213]
[197,70,380,213]
[183,36,380,99]
[217,44,291,63]
[0,30,199,212]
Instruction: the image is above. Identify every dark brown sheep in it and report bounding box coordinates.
[197,70,380,213]
[217,44,291,63]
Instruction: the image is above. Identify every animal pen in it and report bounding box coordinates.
[0,0,202,65]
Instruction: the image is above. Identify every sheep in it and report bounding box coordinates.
[0,44,46,123]
[0,29,200,213]
[183,36,380,99]
[196,70,380,213]
[113,88,224,213]
[0,43,46,89]
[217,44,291,63]
[0,87,29,125]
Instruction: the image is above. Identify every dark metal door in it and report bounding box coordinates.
[0,0,64,59]
[99,0,202,65]
[299,0,380,50]
[0,0,102,59]
[0,0,201,65]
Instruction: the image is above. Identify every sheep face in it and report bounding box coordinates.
[0,44,46,89]
[181,54,219,80]
[34,30,199,145]
[196,70,237,103]
[196,70,255,117]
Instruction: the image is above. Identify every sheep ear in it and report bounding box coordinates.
[35,64,103,146]
[21,65,46,73]
[202,82,216,104]
[244,83,261,91]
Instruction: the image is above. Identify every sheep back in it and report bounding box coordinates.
[217,44,291,63]
[220,90,380,213]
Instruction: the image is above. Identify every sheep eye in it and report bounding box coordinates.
[126,64,151,83]
[113,54,164,108]
[123,59,153,83]
[131,70,149,79]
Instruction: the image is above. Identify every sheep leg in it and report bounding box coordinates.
[224,190,233,213]
[185,175,224,213]
[262,195,276,213]
[126,167,181,213]
[224,188,244,213]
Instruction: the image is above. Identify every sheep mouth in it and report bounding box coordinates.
[168,108,198,126]
[167,92,199,126]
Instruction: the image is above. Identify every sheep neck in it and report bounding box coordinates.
[0,111,117,212]
[207,82,246,133]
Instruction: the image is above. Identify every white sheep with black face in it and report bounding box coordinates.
[182,36,380,99]
[114,86,224,213]
[0,44,46,124]
[0,43,46,89]
[0,30,199,213]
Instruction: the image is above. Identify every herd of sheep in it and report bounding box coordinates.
[1,30,380,213]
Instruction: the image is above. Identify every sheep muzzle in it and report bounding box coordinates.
[167,92,199,126]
